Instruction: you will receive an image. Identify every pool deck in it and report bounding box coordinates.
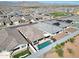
[27,28,79,58]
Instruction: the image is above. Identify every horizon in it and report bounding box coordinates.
[0,1,79,6]
[0,1,79,5]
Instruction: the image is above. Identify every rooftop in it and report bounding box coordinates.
[0,28,28,51]
[17,25,47,42]
[33,22,63,34]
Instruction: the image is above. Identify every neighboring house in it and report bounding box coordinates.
[32,14,43,21]
[0,17,8,27]
[0,18,4,26]
[32,13,51,21]
[23,15,35,23]
[42,14,51,20]
[4,18,12,26]
[10,15,35,25]
[0,29,28,51]
[10,16,21,25]
[0,11,3,15]
[50,16,54,19]
[7,11,23,17]
[33,22,63,35]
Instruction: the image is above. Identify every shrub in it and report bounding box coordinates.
[67,48,74,54]
[55,44,61,49]
[69,38,75,43]
[60,42,65,46]
[55,48,64,57]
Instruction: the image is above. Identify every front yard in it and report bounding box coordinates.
[12,49,31,58]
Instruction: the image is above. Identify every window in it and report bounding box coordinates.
[21,45,26,48]
[33,40,37,43]
[45,36,50,38]
[38,38,43,41]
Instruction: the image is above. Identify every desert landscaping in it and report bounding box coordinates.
[43,34,79,58]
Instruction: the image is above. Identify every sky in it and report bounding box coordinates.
[0,0,79,5]
[39,1,79,5]
[0,0,79,1]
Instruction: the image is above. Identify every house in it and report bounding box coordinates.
[17,25,46,42]
[4,18,12,26]
[0,17,11,27]
[32,12,51,21]
[0,28,28,51]
[0,18,4,27]
[17,25,52,50]
[33,22,63,35]
[10,16,21,25]
[22,15,36,23]
[7,11,23,17]
[10,15,35,25]
[42,13,51,20]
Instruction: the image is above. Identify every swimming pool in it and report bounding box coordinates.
[37,40,52,50]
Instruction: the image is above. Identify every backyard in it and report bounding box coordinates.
[43,34,79,58]
[37,40,52,50]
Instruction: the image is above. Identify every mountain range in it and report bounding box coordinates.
[0,1,79,7]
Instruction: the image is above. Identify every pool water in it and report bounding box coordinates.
[37,40,52,50]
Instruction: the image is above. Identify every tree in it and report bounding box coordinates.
[61,42,65,46]
[55,48,64,57]
[55,44,61,49]
[69,38,75,43]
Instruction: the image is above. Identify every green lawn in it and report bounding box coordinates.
[49,12,69,17]
[12,50,31,58]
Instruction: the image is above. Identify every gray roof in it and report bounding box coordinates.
[0,18,4,22]
[44,20,70,28]
[0,17,11,24]
[0,28,28,51]
[4,18,11,23]
[10,16,21,22]
[7,11,22,16]
[17,25,46,42]
[23,15,34,20]
[33,22,63,34]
